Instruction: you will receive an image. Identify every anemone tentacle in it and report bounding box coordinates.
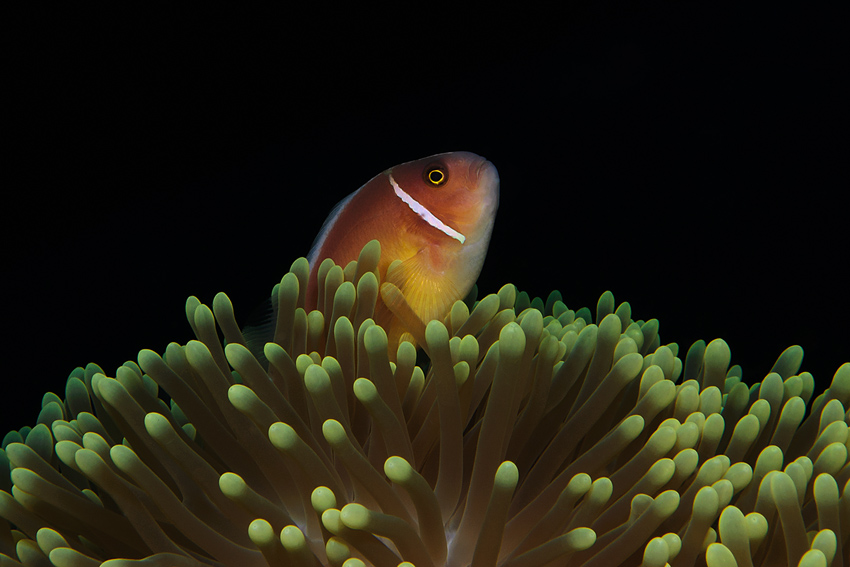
[1,241,848,567]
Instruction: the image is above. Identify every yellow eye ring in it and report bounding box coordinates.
[424,165,447,186]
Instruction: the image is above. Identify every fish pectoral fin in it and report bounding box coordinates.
[380,282,428,354]
[384,249,460,324]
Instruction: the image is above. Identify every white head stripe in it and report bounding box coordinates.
[389,174,466,244]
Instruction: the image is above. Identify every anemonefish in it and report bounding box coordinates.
[306,151,499,351]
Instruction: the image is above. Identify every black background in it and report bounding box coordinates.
[4,3,845,434]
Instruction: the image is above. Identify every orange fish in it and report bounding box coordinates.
[306,151,499,350]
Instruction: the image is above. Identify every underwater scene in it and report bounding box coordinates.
[5,4,845,567]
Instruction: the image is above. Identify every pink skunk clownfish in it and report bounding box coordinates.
[306,151,499,353]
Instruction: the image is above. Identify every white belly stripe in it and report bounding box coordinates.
[389,174,466,244]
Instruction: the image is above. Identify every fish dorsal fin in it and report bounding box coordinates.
[306,187,361,267]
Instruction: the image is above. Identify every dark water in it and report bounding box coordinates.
[4,4,844,434]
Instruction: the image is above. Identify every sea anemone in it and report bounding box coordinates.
[1,240,847,567]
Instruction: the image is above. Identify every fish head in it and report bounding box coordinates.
[379,151,500,345]
[385,151,500,256]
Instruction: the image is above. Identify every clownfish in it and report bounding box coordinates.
[306,151,499,351]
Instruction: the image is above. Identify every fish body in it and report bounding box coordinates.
[307,151,499,350]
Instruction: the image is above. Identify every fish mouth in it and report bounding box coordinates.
[475,159,500,192]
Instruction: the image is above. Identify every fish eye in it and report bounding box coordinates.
[424,164,448,186]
